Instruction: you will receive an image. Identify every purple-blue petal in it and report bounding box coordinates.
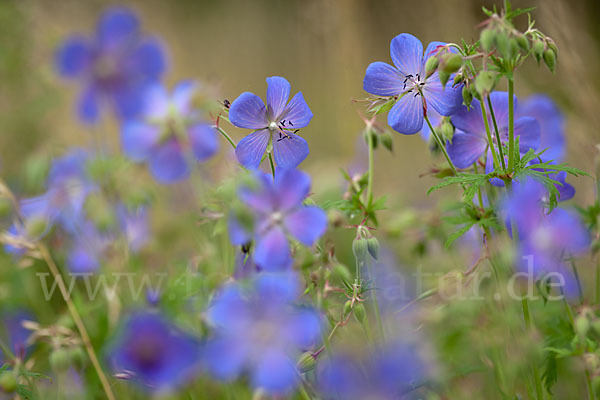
[97,7,139,49]
[55,36,91,78]
[518,95,565,163]
[514,116,540,152]
[450,100,485,135]
[254,226,291,271]
[148,139,190,183]
[228,216,252,246]
[288,308,322,348]
[423,41,447,62]
[189,123,219,162]
[284,206,327,246]
[121,121,160,161]
[172,80,197,116]
[446,130,488,169]
[390,33,423,76]
[68,245,100,273]
[78,86,100,123]
[272,133,309,169]
[423,72,463,116]
[280,92,313,129]
[252,350,298,394]
[266,76,291,120]
[363,62,404,97]
[388,93,423,135]
[229,92,268,129]
[130,38,166,80]
[235,129,270,169]
[274,168,311,212]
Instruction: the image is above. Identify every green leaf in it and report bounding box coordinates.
[370,97,396,114]
[445,221,476,248]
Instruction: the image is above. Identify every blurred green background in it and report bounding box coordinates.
[2,0,600,207]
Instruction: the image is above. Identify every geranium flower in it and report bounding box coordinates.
[0,311,35,363]
[363,33,463,134]
[517,94,565,163]
[108,311,201,392]
[55,7,166,123]
[446,91,540,171]
[121,81,219,183]
[205,272,321,395]
[228,168,327,270]
[229,76,313,169]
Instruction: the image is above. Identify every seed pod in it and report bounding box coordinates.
[515,34,529,51]
[543,49,556,73]
[0,372,17,393]
[495,31,510,59]
[380,132,393,152]
[297,352,317,373]
[438,71,450,88]
[453,73,463,86]
[475,71,495,96]
[575,316,590,338]
[332,263,352,282]
[366,237,380,260]
[441,53,462,74]
[353,303,366,323]
[441,120,454,143]
[343,300,353,318]
[480,28,495,52]
[462,86,473,107]
[533,40,545,63]
[50,348,72,373]
[424,56,439,78]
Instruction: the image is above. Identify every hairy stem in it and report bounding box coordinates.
[424,114,458,175]
[215,126,237,149]
[507,79,515,171]
[522,297,544,400]
[366,130,375,207]
[486,96,506,170]
[480,99,500,170]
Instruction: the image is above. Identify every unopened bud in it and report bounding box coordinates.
[495,31,510,59]
[441,53,462,74]
[462,86,473,107]
[438,71,450,88]
[332,264,352,282]
[343,300,353,317]
[515,34,529,51]
[575,316,590,338]
[297,352,317,373]
[353,303,366,323]
[50,348,71,373]
[453,73,463,86]
[366,237,380,260]
[480,28,495,52]
[380,131,393,152]
[475,71,495,96]
[424,56,439,78]
[352,237,368,262]
[543,49,556,73]
[0,372,17,393]
[533,40,545,63]
[441,120,454,143]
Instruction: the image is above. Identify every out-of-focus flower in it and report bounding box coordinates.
[107,311,201,392]
[117,204,150,252]
[502,181,589,296]
[0,311,35,363]
[229,76,313,169]
[317,340,427,400]
[363,33,463,134]
[55,7,166,123]
[121,81,219,183]
[205,272,321,395]
[517,94,565,163]
[447,92,540,171]
[228,169,327,270]
[67,221,112,273]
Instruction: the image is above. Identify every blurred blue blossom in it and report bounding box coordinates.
[0,311,34,363]
[205,272,321,395]
[228,169,327,270]
[502,181,589,296]
[447,92,540,172]
[363,33,463,134]
[122,81,219,183]
[229,76,313,169]
[107,311,201,392]
[55,7,166,123]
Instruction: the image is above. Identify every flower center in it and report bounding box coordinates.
[268,119,300,142]
[403,73,426,96]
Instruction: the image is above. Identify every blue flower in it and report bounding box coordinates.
[205,272,322,395]
[0,311,35,363]
[55,7,166,123]
[229,76,313,169]
[317,340,427,399]
[229,169,327,270]
[502,182,589,296]
[107,311,201,392]
[121,81,219,183]
[517,94,565,163]
[446,92,540,177]
[66,221,112,273]
[363,33,463,134]
[116,204,150,252]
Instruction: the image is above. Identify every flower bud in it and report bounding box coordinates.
[297,352,317,373]
[575,316,590,338]
[495,31,510,58]
[366,237,380,260]
[332,263,352,282]
[533,40,545,63]
[475,71,495,96]
[547,41,558,56]
[424,56,439,78]
[480,28,495,52]
[543,49,556,73]
[0,372,17,393]
[453,73,463,86]
[353,303,366,323]
[380,131,393,152]
[441,53,462,74]
[515,34,529,51]
[343,300,353,318]
[69,347,87,370]
[352,237,368,262]
[441,119,454,143]
[25,216,48,239]
[50,348,72,373]
[462,86,473,107]
[438,71,450,88]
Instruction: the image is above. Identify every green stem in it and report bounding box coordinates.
[507,79,515,171]
[215,126,237,149]
[366,130,375,207]
[424,114,458,175]
[299,384,312,400]
[595,259,600,304]
[522,297,544,400]
[268,152,276,177]
[486,96,507,170]
[480,99,500,170]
